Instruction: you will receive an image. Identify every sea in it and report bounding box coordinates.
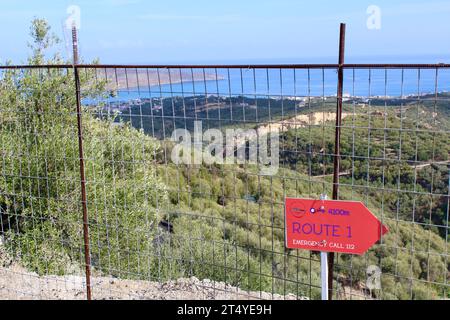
[83,55,450,104]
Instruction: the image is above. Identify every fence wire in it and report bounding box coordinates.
[0,64,448,300]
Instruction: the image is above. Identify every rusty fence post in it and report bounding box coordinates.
[329,22,346,300]
[72,26,92,301]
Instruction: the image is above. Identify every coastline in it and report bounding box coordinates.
[100,68,225,91]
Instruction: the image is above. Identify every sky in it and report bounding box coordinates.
[1,0,450,64]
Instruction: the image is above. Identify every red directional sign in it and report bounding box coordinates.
[285,198,388,255]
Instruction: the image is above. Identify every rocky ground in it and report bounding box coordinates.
[0,243,367,300]
[0,265,306,300]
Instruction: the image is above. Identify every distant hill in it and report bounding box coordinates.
[83,68,224,91]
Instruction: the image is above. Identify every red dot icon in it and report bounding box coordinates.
[290,201,306,219]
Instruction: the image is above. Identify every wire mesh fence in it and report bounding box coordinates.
[0,63,449,300]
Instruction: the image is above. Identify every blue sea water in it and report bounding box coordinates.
[100,69,449,103]
[83,56,450,103]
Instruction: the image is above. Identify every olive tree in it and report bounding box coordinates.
[0,19,167,277]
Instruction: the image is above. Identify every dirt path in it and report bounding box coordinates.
[232,112,350,148]
[311,171,351,179]
[0,264,305,300]
[412,160,450,170]
[255,111,350,136]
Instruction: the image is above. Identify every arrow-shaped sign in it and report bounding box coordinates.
[285,198,388,255]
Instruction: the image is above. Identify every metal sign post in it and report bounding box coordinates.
[320,252,329,300]
[320,194,328,300]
